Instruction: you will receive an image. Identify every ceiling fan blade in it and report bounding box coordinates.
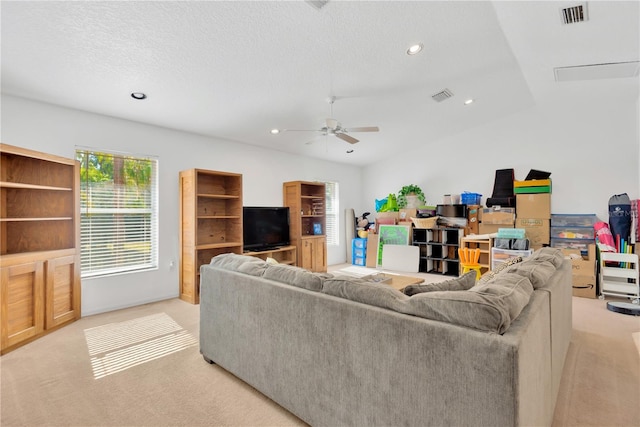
[343,126,379,133]
[336,133,359,144]
[284,129,323,132]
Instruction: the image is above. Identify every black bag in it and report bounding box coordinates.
[609,193,631,243]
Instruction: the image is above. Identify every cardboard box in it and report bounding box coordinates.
[366,233,379,268]
[482,210,515,225]
[516,193,551,219]
[399,208,417,221]
[514,186,551,194]
[514,179,552,187]
[465,204,480,235]
[479,223,513,235]
[376,212,400,221]
[515,218,550,246]
[572,275,597,299]
[563,244,597,298]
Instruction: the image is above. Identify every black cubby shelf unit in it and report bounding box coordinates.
[412,227,464,276]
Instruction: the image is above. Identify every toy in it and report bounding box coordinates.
[357,212,372,231]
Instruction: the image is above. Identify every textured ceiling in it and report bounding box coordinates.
[2,1,638,166]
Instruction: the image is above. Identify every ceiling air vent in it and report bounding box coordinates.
[561,3,588,24]
[306,0,329,10]
[432,88,454,103]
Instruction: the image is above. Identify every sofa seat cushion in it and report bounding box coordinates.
[209,253,269,276]
[403,271,476,295]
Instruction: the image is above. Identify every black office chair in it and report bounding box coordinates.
[486,168,516,208]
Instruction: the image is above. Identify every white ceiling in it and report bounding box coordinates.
[2,1,639,166]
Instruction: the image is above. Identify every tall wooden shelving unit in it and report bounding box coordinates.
[283,181,327,272]
[179,169,242,304]
[0,143,81,354]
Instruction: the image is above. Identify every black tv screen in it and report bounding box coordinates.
[243,206,290,251]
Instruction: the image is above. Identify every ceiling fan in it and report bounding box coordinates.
[282,97,379,145]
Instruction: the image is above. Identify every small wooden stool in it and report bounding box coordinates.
[458,247,482,280]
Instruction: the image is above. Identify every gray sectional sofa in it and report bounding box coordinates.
[199,248,572,427]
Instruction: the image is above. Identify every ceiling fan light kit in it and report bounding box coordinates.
[278,97,379,145]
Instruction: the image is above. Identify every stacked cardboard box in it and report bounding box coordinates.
[516,193,550,250]
[479,207,515,234]
[562,244,597,298]
[513,178,552,194]
[465,204,481,235]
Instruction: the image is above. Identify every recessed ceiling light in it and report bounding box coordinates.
[464,99,474,105]
[270,129,280,134]
[406,43,423,55]
[131,92,147,100]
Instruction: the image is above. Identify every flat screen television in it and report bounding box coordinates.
[243,206,291,251]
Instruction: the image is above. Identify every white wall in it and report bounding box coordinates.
[1,95,364,315]
[363,95,639,222]
[3,91,638,315]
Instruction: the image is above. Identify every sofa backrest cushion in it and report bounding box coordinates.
[403,271,476,295]
[323,273,533,334]
[477,256,524,285]
[500,259,557,289]
[528,247,565,269]
[263,264,329,292]
[322,277,409,312]
[209,253,269,276]
[469,273,534,321]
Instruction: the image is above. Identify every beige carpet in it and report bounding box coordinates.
[1,280,639,426]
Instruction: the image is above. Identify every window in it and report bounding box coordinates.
[325,181,339,246]
[76,148,158,277]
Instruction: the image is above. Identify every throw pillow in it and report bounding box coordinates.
[263,264,328,292]
[403,271,476,296]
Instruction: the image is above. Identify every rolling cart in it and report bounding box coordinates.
[598,252,639,308]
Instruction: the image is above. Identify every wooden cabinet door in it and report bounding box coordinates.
[45,255,81,329]
[299,237,326,273]
[312,237,327,272]
[300,239,313,271]
[1,261,45,350]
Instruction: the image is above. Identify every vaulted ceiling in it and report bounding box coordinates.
[2,1,638,165]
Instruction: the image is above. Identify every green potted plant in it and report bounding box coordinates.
[398,184,425,209]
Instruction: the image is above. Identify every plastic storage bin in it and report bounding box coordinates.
[550,214,597,227]
[550,237,593,251]
[352,238,367,249]
[352,255,366,266]
[353,247,366,258]
[550,226,595,239]
[491,247,534,270]
[461,192,482,205]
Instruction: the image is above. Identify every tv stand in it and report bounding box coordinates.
[243,245,297,266]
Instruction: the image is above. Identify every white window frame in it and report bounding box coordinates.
[76,147,159,278]
[325,181,339,246]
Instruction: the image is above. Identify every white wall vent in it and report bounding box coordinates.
[432,89,454,102]
[306,1,329,11]
[561,3,588,24]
